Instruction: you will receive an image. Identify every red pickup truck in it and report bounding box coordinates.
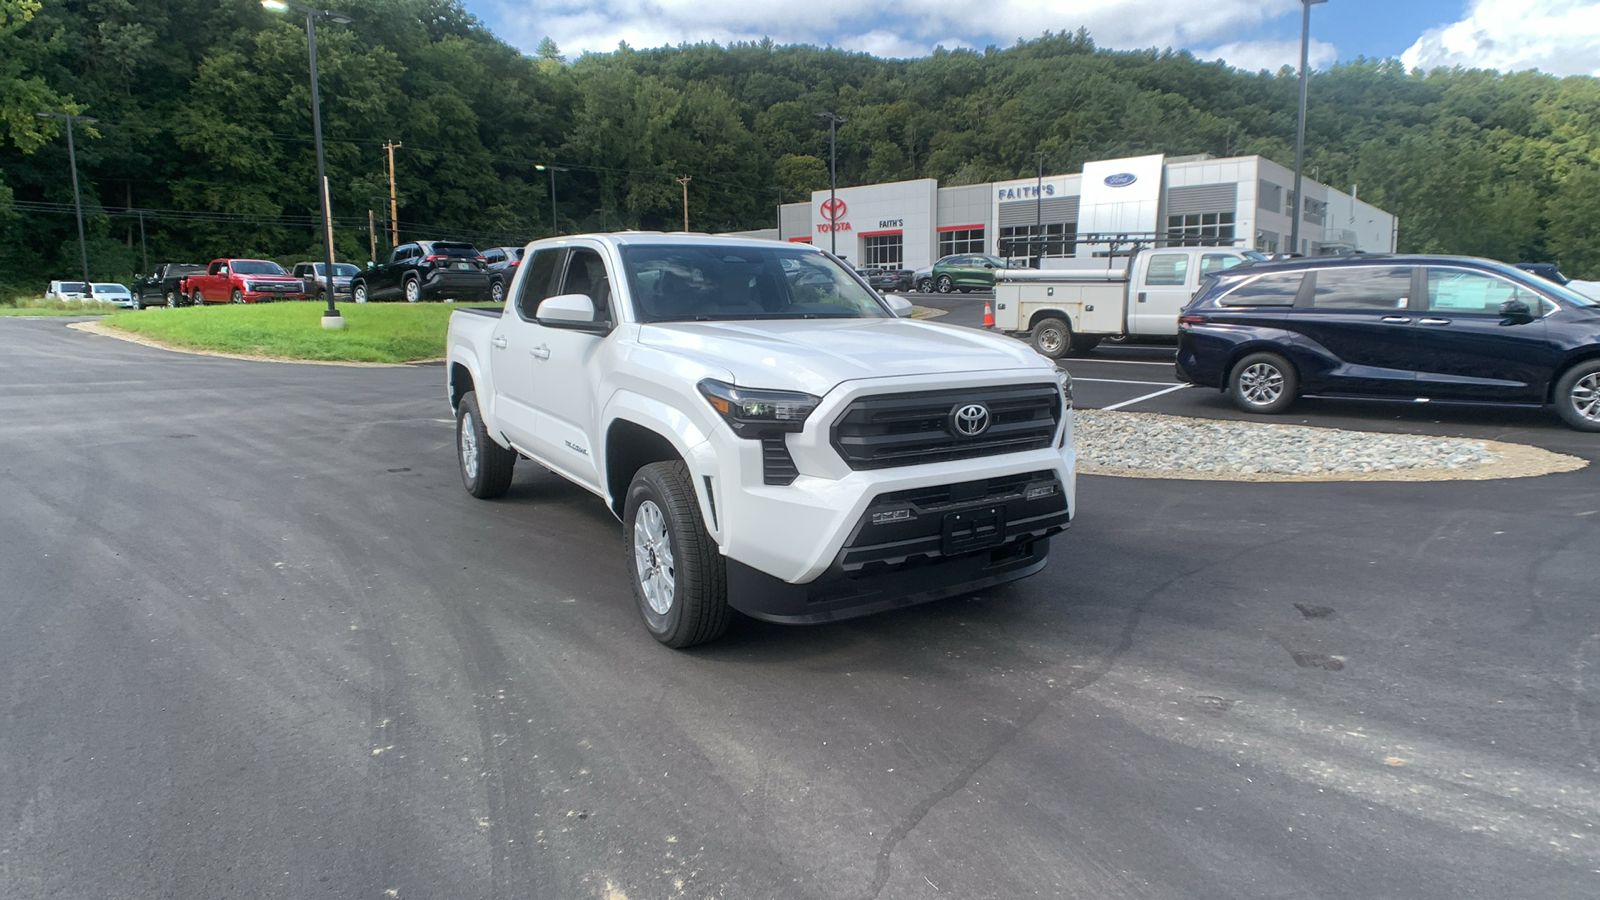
[180,258,306,305]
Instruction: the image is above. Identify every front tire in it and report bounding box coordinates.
[1553,359,1600,432]
[1228,351,1299,414]
[1030,317,1071,360]
[624,461,730,649]
[403,276,421,303]
[456,391,516,498]
[936,275,954,294]
[352,281,368,304]
[230,288,243,304]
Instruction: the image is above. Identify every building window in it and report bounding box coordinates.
[938,227,985,257]
[1166,212,1235,247]
[1255,230,1279,254]
[998,223,1077,267]
[863,233,903,267]
[1302,198,1327,225]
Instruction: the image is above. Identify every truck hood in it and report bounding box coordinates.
[637,318,1048,396]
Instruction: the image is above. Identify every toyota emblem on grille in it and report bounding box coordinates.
[951,403,991,437]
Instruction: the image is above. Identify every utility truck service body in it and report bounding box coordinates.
[993,246,1263,357]
[446,233,1076,648]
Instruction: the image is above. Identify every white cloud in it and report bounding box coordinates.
[487,0,1306,59]
[1196,38,1338,74]
[1401,0,1600,76]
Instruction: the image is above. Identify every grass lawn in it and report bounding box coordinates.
[0,300,124,316]
[102,301,463,363]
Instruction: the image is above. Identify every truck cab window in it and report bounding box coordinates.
[559,249,612,322]
[1145,254,1189,286]
[514,249,562,319]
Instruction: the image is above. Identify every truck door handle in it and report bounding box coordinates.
[530,344,551,360]
[1137,292,1147,303]
[1418,317,1450,326]
[490,336,508,349]
[1381,316,1412,324]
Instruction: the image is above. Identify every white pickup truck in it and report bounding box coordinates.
[994,246,1264,358]
[447,233,1076,647]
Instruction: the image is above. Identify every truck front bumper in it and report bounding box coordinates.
[723,468,1069,623]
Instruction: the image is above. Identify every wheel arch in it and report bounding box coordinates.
[1546,349,1600,405]
[1222,343,1303,393]
[605,418,686,519]
[1027,309,1072,331]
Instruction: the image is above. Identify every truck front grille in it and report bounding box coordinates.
[830,384,1061,470]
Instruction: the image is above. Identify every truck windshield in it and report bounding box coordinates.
[622,244,890,323]
[232,260,288,275]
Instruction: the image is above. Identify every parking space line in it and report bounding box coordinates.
[1074,377,1178,386]
[1076,358,1175,366]
[1101,383,1189,410]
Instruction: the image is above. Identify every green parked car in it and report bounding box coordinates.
[927,253,1009,293]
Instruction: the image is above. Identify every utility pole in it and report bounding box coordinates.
[384,140,402,246]
[1290,0,1327,257]
[137,209,148,272]
[535,164,569,234]
[772,186,783,241]
[35,111,96,287]
[677,175,692,232]
[816,111,846,256]
[368,208,377,263]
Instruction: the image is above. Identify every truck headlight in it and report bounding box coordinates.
[1056,366,1074,409]
[697,379,821,438]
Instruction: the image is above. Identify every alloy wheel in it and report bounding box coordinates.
[632,500,675,616]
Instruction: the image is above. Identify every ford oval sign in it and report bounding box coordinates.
[1104,172,1138,187]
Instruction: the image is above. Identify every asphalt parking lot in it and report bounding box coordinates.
[3,316,1598,899]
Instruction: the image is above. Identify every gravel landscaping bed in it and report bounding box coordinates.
[1075,410,1586,482]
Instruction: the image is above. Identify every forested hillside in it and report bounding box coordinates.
[3,0,1597,288]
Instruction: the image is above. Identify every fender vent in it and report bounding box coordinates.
[762,435,799,485]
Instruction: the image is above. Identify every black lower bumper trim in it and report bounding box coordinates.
[725,536,1053,625]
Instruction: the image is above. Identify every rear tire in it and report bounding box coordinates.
[165,291,178,308]
[456,391,516,498]
[130,295,144,310]
[1227,351,1298,414]
[623,461,730,649]
[916,278,933,293]
[403,277,420,303]
[490,279,506,305]
[1068,335,1102,355]
[1029,317,1071,360]
[1553,359,1600,432]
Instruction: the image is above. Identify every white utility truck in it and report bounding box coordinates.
[993,246,1264,358]
[447,233,1077,648]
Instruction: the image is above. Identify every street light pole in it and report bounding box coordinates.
[35,111,96,288]
[535,164,568,235]
[816,112,846,256]
[1290,0,1327,257]
[1030,150,1047,267]
[262,0,352,326]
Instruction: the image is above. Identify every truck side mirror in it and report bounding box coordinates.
[536,293,610,334]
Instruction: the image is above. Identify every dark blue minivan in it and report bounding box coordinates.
[1175,255,1600,431]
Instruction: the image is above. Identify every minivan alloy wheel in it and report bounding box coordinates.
[1238,362,1284,406]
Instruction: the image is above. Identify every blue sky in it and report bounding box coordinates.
[463,0,1600,77]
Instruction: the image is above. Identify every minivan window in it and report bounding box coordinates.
[1426,269,1548,316]
[1217,272,1304,306]
[1310,266,1412,309]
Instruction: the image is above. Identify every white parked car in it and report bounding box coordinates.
[92,283,135,307]
[45,280,91,301]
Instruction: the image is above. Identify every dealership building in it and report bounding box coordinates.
[735,153,1396,269]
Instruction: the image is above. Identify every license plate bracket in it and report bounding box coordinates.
[941,506,1006,556]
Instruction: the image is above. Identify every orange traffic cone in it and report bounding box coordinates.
[982,301,995,328]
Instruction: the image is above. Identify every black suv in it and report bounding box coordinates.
[1176,254,1600,430]
[350,240,492,303]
